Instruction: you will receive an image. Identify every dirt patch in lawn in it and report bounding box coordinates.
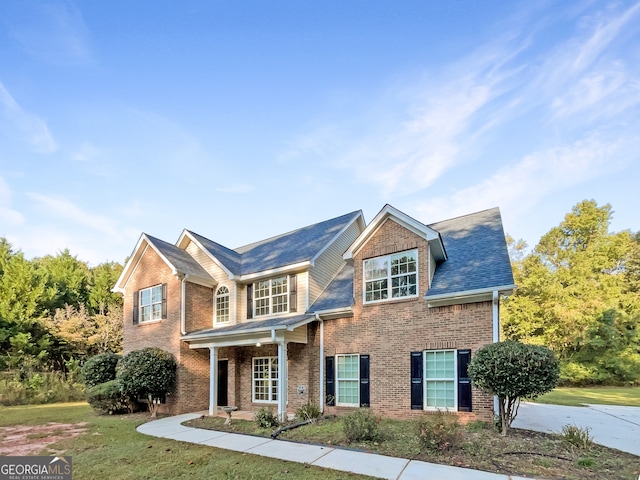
[0,422,88,456]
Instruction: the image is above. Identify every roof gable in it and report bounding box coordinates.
[113,233,213,292]
[344,204,446,261]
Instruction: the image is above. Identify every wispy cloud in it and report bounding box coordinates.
[27,192,120,238]
[0,177,24,226]
[413,131,636,222]
[0,82,58,154]
[6,1,94,66]
[283,1,640,201]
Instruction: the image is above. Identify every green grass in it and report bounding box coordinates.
[535,387,640,407]
[0,403,375,480]
[188,414,640,480]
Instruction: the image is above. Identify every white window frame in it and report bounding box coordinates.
[254,276,288,317]
[423,349,458,412]
[215,286,230,324]
[139,285,163,323]
[363,249,418,304]
[336,354,360,407]
[252,356,278,403]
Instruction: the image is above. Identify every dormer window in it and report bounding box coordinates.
[255,276,288,316]
[215,286,230,323]
[364,250,418,303]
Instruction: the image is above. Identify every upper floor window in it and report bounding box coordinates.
[215,286,230,323]
[137,284,165,323]
[254,276,288,317]
[363,250,418,303]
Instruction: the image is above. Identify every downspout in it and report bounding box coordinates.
[492,290,499,343]
[316,313,324,412]
[492,290,499,415]
[180,274,190,335]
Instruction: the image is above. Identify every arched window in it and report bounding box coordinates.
[215,286,230,323]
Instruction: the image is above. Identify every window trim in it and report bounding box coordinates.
[363,249,418,304]
[253,275,289,317]
[139,284,163,323]
[335,354,360,407]
[423,349,458,412]
[252,356,279,404]
[215,286,230,324]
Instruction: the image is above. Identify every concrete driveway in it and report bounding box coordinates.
[512,402,640,456]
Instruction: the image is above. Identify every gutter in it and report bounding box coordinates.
[181,274,190,335]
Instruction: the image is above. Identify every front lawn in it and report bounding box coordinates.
[535,386,640,407]
[0,403,375,480]
[187,413,640,480]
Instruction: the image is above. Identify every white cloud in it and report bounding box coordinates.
[0,176,24,226]
[413,132,635,222]
[27,192,120,238]
[0,82,58,154]
[7,1,94,66]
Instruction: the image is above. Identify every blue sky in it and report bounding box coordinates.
[1,0,639,266]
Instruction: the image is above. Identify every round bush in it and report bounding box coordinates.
[87,380,129,414]
[81,352,120,388]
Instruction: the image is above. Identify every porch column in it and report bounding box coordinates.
[209,347,218,416]
[277,341,288,421]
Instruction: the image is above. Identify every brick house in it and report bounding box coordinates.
[113,205,515,421]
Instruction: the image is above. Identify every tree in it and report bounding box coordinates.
[468,341,559,436]
[88,262,123,315]
[117,348,177,417]
[0,239,47,323]
[36,250,90,314]
[502,200,640,384]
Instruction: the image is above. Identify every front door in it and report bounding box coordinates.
[217,359,228,406]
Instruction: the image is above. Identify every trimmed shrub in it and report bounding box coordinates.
[117,347,176,417]
[82,352,120,388]
[468,341,559,436]
[417,410,462,452]
[342,408,381,443]
[254,407,279,428]
[87,380,130,414]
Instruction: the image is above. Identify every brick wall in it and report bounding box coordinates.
[317,219,495,421]
[185,282,213,333]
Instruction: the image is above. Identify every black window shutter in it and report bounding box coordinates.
[161,283,168,319]
[132,291,139,325]
[289,274,297,313]
[457,349,472,412]
[246,284,253,319]
[410,351,423,409]
[359,354,370,407]
[325,356,335,406]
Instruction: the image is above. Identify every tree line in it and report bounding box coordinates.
[0,240,123,404]
[503,200,640,385]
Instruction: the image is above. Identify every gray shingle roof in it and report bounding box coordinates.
[308,263,354,312]
[191,211,361,276]
[425,207,515,298]
[145,234,213,280]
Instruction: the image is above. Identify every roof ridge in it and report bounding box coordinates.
[235,210,361,253]
[428,206,500,227]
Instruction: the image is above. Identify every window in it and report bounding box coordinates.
[410,349,472,412]
[252,357,278,403]
[336,354,360,406]
[424,350,456,409]
[140,285,163,322]
[364,250,417,303]
[254,276,288,317]
[215,286,230,323]
[325,354,370,407]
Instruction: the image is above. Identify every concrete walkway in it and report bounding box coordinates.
[513,402,640,456]
[137,414,529,480]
